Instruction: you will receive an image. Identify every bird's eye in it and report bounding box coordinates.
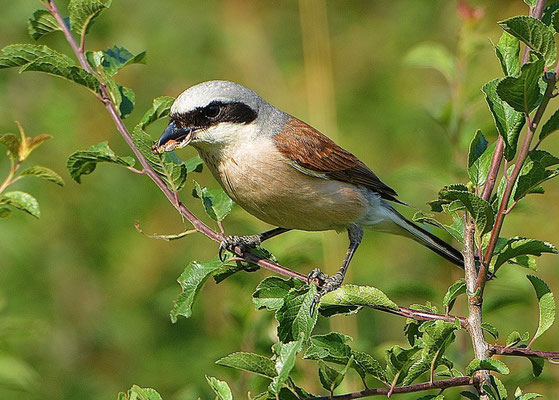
[204,104,221,119]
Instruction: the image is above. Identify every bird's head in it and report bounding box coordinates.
[153,80,284,154]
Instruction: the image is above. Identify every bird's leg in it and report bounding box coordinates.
[310,224,364,307]
[219,227,291,261]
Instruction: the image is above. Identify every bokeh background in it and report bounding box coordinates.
[1,1,558,399]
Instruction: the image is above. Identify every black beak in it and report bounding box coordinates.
[157,121,195,147]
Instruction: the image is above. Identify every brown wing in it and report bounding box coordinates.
[274,116,400,203]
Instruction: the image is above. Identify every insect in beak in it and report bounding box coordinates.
[152,121,195,155]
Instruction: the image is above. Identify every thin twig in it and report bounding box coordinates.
[305,377,473,400]
[490,345,559,361]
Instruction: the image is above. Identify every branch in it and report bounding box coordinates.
[306,377,473,400]
[383,306,467,328]
[44,0,308,283]
[478,73,557,292]
[490,345,559,361]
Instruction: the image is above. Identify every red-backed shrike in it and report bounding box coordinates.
[154,80,463,299]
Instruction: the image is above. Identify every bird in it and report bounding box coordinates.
[153,80,465,301]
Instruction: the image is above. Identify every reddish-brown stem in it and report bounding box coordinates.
[490,345,559,361]
[481,138,504,201]
[44,0,307,283]
[305,377,473,400]
[478,74,556,293]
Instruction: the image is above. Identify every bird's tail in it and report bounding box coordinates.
[374,203,465,268]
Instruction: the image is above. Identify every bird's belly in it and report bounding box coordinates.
[206,148,368,231]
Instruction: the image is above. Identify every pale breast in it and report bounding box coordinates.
[196,138,368,231]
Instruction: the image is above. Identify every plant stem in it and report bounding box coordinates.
[478,74,557,292]
[490,345,559,360]
[480,138,503,201]
[464,219,490,399]
[305,376,473,400]
[44,0,308,283]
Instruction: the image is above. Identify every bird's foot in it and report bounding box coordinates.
[219,234,262,261]
[308,268,345,312]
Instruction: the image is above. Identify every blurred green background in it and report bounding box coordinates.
[1,1,558,399]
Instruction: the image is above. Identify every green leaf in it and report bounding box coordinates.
[133,127,187,192]
[69,0,112,39]
[276,284,318,343]
[206,376,232,400]
[318,361,342,393]
[542,4,559,26]
[482,79,525,161]
[413,205,465,243]
[351,350,387,383]
[0,44,99,92]
[385,345,421,386]
[416,396,444,400]
[494,238,557,271]
[170,258,224,322]
[318,356,353,394]
[494,32,521,76]
[460,391,480,400]
[404,42,456,82]
[304,332,352,363]
[192,181,233,222]
[443,279,466,313]
[117,85,135,119]
[253,277,305,311]
[137,96,175,129]
[304,332,387,382]
[505,331,529,347]
[493,376,508,400]
[319,284,398,317]
[19,166,64,186]
[184,155,204,173]
[516,394,542,400]
[6,44,100,93]
[0,191,40,218]
[0,207,12,219]
[512,150,559,201]
[539,108,559,141]
[66,141,135,183]
[28,10,62,41]
[118,385,163,400]
[269,337,304,395]
[523,0,537,7]
[0,44,72,69]
[552,9,559,33]
[496,53,545,114]
[499,16,557,67]
[0,133,20,159]
[481,322,499,340]
[465,359,509,376]
[468,130,489,186]
[132,97,192,192]
[216,352,276,379]
[529,356,544,377]
[402,321,458,385]
[439,186,494,235]
[527,274,556,343]
[96,46,146,75]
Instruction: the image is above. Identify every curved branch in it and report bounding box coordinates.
[44,0,308,283]
[306,376,473,400]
